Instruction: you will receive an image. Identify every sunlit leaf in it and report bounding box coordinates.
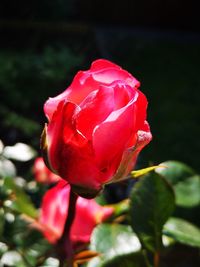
[163,217,200,248]
[175,175,200,207]
[156,161,200,207]
[90,223,141,261]
[155,161,195,185]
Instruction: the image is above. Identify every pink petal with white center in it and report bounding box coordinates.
[39,180,69,243]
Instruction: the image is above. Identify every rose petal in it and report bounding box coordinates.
[92,68,140,88]
[46,101,78,172]
[44,60,140,121]
[46,100,103,192]
[76,86,115,139]
[40,180,69,243]
[93,97,138,182]
[113,83,136,109]
[59,141,102,192]
[71,197,113,244]
[134,90,148,130]
[90,59,121,71]
[39,181,114,245]
[111,121,152,183]
[44,74,100,120]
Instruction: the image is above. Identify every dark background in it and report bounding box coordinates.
[0,0,200,170]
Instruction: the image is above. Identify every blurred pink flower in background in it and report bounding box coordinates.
[36,180,114,248]
[33,157,60,183]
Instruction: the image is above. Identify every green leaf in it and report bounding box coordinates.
[175,175,200,207]
[156,161,200,207]
[129,172,175,252]
[155,161,195,185]
[90,223,141,261]
[111,199,130,217]
[100,252,147,267]
[163,217,200,248]
[3,177,38,218]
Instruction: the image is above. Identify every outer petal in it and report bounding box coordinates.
[92,68,139,88]
[93,95,138,183]
[44,73,100,120]
[44,90,71,121]
[90,59,122,71]
[46,101,78,172]
[90,59,140,88]
[110,121,152,183]
[46,100,104,197]
[59,141,103,197]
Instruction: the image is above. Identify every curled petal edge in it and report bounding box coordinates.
[109,127,152,184]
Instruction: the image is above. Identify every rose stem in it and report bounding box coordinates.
[57,186,78,267]
[154,251,160,267]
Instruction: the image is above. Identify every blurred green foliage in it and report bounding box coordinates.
[0,46,84,147]
[0,140,200,266]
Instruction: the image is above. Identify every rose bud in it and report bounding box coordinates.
[33,157,60,183]
[41,59,152,198]
[37,180,114,247]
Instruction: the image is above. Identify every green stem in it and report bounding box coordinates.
[56,187,78,267]
[142,250,152,267]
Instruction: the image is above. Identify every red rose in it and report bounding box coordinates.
[37,180,113,247]
[42,59,152,197]
[33,157,60,183]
